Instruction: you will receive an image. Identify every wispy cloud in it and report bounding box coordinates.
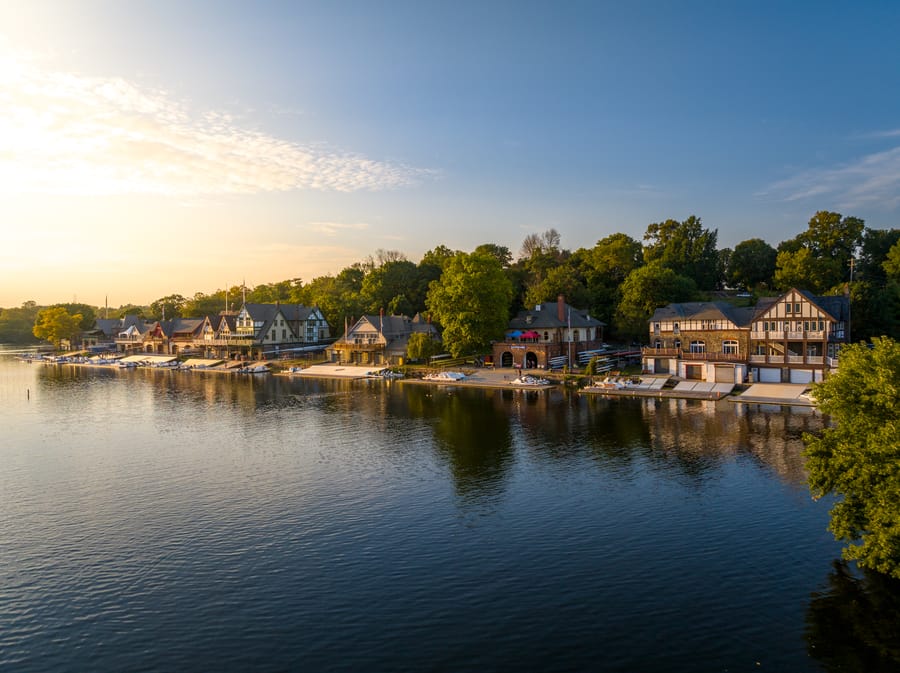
[858,128,900,139]
[306,221,371,236]
[0,48,430,196]
[758,145,900,210]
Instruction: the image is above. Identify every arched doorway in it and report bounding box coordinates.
[501,351,513,367]
[525,351,538,369]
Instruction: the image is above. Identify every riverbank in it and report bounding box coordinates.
[289,363,556,389]
[15,354,818,406]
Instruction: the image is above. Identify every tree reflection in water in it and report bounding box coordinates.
[806,560,900,671]
[405,386,513,501]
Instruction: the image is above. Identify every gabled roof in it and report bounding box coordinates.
[344,314,439,340]
[752,288,850,322]
[649,301,752,328]
[168,318,204,336]
[94,318,122,338]
[508,301,605,330]
[94,315,147,337]
[239,303,297,341]
[215,314,237,332]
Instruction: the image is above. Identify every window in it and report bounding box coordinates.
[795,303,801,313]
[654,322,661,335]
[573,330,580,342]
[673,322,680,335]
[723,340,738,355]
[690,340,706,353]
[804,321,809,332]
[756,344,766,355]
[786,303,793,314]
[543,331,549,341]
[655,340,662,350]
[674,339,681,350]
[818,320,824,331]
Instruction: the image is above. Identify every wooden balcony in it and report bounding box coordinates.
[331,341,384,352]
[749,354,825,365]
[642,348,744,362]
[199,337,255,346]
[750,330,825,340]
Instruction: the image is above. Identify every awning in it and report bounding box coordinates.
[507,330,522,338]
[521,330,540,339]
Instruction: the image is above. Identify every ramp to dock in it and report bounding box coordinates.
[733,383,814,406]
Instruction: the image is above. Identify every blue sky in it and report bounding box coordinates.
[1,1,898,306]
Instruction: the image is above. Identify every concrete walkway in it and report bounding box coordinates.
[291,364,556,388]
[730,383,815,406]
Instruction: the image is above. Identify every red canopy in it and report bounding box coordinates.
[521,330,540,339]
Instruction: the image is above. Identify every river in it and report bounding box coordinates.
[1,347,897,672]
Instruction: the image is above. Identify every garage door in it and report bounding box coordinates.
[758,368,781,383]
[714,365,734,383]
[685,364,703,380]
[789,369,814,384]
[654,358,669,374]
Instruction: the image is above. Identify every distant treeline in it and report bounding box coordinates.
[3,211,899,346]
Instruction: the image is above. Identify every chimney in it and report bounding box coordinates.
[557,295,565,322]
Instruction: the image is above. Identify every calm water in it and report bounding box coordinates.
[2,348,898,672]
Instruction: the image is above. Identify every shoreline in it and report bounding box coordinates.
[13,355,817,406]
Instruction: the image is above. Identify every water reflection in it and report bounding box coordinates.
[640,398,819,487]
[400,385,513,501]
[806,561,900,671]
[32,366,823,495]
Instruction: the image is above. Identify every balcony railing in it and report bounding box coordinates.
[748,354,825,365]
[200,337,255,346]
[641,348,743,362]
[331,341,384,352]
[750,330,825,340]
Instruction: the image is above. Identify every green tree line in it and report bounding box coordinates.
[5,212,899,352]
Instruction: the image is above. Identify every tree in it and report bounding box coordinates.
[577,233,644,334]
[33,306,83,348]
[0,301,42,343]
[519,228,561,259]
[805,337,900,578]
[775,211,864,293]
[112,304,147,319]
[727,238,776,290]
[182,292,227,318]
[420,245,459,272]
[522,262,589,310]
[299,264,365,335]
[360,260,429,317]
[149,294,186,320]
[642,215,720,290]
[885,239,900,281]
[426,251,513,357]
[473,243,513,268]
[858,228,900,284]
[614,262,696,338]
[406,331,441,361]
[53,303,97,331]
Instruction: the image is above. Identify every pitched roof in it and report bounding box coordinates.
[649,301,752,327]
[508,301,605,330]
[752,289,850,322]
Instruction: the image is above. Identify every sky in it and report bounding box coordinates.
[1,0,899,307]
